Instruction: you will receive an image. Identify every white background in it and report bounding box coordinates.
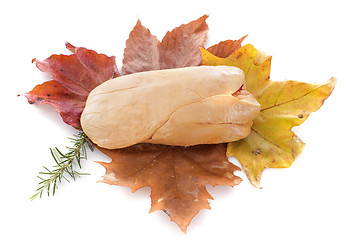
[1,0,356,239]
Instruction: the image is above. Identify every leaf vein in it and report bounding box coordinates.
[260,84,324,111]
[251,128,282,150]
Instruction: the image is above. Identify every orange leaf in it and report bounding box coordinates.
[122,15,209,74]
[96,143,241,233]
[206,35,247,58]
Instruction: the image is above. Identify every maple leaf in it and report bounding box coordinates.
[201,43,336,187]
[96,143,241,233]
[25,15,240,232]
[95,15,243,232]
[25,42,120,128]
[122,15,209,74]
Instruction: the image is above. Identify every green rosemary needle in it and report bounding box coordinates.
[30,130,94,200]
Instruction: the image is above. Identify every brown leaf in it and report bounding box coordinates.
[26,43,120,128]
[98,15,243,232]
[122,15,209,75]
[26,16,241,232]
[122,20,161,74]
[159,15,209,69]
[206,35,247,58]
[97,143,241,233]
[99,15,241,232]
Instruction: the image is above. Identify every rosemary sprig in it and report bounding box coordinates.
[30,130,94,200]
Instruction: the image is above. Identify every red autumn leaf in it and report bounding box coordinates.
[25,42,120,128]
[122,15,209,74]
[97,143,241,233]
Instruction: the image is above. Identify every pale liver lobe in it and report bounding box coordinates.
[81,66,260,149]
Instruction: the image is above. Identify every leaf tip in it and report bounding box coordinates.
[65,42,76,53]
[245,170,263,189]
[134,17,143,27]
[328,77,337,88]
[252,180,262,189]
[201,14,209,20]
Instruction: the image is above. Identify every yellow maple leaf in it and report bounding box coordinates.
[201,44,336,187]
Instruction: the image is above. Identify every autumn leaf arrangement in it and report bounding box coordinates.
[25,15,336,232]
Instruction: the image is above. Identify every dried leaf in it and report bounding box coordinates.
[26,43,120,128]
[206,35,247,58]
[122,15,209,74]
[159,15,209,69]
[97,143,241,233]
[97,16,240,232]
[201,44,336,187]
[122,20,161,74]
